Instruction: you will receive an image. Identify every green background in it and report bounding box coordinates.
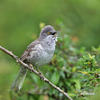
[0,0,100,100]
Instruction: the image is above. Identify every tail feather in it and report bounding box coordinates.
[11,66,27,92]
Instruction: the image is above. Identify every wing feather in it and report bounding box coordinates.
[20,39,40,62]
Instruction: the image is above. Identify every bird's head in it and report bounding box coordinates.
[39,25,57,40]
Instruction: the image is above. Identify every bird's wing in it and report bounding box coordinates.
[20,39,40,62]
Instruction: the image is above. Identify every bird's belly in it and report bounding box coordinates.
[36,51,53,66]
[29,50,54,66]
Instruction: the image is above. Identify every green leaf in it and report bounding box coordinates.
[74,80,81,90]
[51,72,60,85]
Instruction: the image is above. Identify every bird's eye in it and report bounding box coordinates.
[47,32,51,35]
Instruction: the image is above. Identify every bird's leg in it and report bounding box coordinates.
[29,64,42,74]
[36,66,44,80]
[36,66,42,75]
[29,64,43,79]
[29,64,33,68]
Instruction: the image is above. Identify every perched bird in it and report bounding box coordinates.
[11,25,58,91]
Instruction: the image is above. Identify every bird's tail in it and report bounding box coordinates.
[11,66,27,92]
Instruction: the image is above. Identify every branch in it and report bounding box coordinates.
[0,45,73,100]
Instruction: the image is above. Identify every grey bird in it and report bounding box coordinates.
[11,25,57,91]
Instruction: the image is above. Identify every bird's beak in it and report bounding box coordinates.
[52,31,57,37]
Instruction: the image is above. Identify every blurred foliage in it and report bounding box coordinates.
[0,0,100,100]
[0,0,100,49]
[0,22,100,100]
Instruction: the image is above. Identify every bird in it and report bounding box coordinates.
[11,25,58,92]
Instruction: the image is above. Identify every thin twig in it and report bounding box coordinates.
[0,45,73,100]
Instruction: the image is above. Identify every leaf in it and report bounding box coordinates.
[51,72,60,85]
[78,71,89,75]
[74,80,81,90]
